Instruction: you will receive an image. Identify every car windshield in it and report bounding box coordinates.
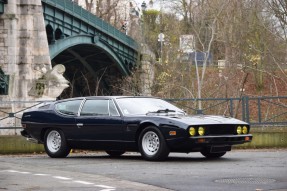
[116,97,185,116]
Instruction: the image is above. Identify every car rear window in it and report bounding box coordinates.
[38,104,50,110]
[55,99,83,116]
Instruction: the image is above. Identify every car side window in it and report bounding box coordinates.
[55,100,82,116]
[80,99,120,116]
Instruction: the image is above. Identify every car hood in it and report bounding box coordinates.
[165,115,248,126]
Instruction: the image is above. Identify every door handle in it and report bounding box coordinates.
[76,123,83,128]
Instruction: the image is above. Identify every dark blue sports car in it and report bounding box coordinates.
[21,96,252,161]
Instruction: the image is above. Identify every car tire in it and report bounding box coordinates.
[139,126,170,161]
[106,150,125,157]
[44,129,71,158]
[200,149,226,159]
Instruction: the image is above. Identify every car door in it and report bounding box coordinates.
[53,99,83,139]
[75,98,124,149]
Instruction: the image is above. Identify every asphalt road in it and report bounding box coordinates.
[0,149,286,191]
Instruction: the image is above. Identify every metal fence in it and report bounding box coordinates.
[0,100,54,130]
[0,96,286,131]
[167,96,287,126]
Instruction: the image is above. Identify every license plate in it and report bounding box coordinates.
[210,145,231,153]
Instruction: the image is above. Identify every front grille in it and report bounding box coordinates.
[206,125,237,135]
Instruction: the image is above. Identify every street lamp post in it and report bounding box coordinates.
[158,33,165,64]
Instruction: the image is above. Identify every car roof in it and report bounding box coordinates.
[57,96,156,101]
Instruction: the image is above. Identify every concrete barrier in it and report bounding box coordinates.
[0,126,286,154]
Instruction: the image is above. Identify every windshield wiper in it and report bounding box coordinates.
[146,109,176,115]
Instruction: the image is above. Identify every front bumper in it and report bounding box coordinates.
[191,134,253,145]
[167,134,253,152]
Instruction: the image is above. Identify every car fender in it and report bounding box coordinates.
[138,120,186,140]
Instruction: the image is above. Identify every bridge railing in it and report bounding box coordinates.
[167,96,287,126]
[42,0,138,50]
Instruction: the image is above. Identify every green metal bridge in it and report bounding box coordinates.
[42,0,139,97]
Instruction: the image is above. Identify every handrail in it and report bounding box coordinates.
[41,0,138,50]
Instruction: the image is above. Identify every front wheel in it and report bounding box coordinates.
[139,126,170,161]
[44,129,71,158]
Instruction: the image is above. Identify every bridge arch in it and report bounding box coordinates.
[42,0,139,98]
[49,34,129,76]
[50,34,131,97]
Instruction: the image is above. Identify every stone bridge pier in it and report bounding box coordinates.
[0,0,67,133]
[0,0,67,102]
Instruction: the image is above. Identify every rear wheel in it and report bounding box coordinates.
[201,150,226,159]
[139,126,170,161]
[44,129,70,158]
[106,150,125,157]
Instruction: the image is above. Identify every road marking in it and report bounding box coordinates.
[18,171,31,174]
[1,169,116,190]
[95,185,116,191]
[4,170,20,173]
[53,176,72,180]
[34,173,50,176]
[95,185,115,189]
[73,180,94,185]
[3,170,30,174]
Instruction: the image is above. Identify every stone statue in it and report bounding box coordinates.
[28,64,69,99]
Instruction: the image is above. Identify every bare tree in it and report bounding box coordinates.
[80,0,122,29]
[267,0,287,26]
[85,0,94,11]
[96,0,120,24]
[165,0,229,108]
[192,0,229,109]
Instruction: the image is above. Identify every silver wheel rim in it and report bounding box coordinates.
[47,130,61,153]
[142,131,160,156]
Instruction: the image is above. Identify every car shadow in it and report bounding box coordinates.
[65,152,242,163]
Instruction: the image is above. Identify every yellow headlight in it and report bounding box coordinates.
[237,126,242,134]
[189,127,196,136]
[198,127,205,136]
[242,126,248,134]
